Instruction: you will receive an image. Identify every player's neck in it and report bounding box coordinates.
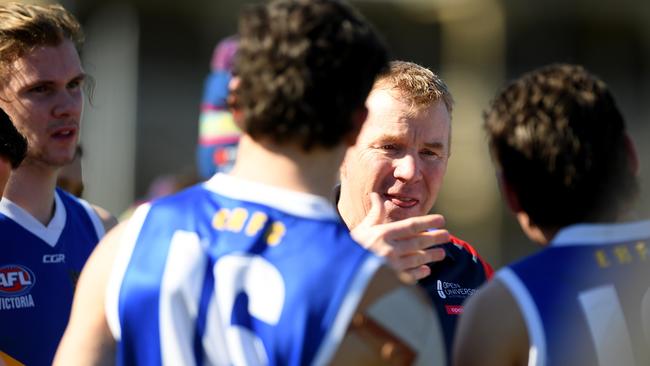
[3,160,59,226]
[230,134,344,200]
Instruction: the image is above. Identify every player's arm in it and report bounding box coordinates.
[53,222,127,366]
[328,264,446,365]
[92,204,119,232]
[452,279,529,366]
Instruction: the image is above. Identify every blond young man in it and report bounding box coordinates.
[0,3,115,365]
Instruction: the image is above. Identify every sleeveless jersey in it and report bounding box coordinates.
[106,173,382,366]
[0,188,105,366]
[497,220,650,366]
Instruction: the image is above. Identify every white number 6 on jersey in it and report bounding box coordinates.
[213,254,286,365]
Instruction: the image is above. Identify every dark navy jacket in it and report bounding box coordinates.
[332,185,493,361]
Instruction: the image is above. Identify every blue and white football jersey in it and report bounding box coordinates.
[106,173,382,366]
[497,220,650,366]
[0,188,105,366]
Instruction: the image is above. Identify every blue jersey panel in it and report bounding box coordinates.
[507,232,650,366]
[116,181,372,366]
[0,189,101,366]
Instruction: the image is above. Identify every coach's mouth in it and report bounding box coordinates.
[383,194,419,208]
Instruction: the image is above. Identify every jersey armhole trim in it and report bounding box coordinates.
[105,203,152,341]
[310,255,383,366]
[77,197,106,239]
[497,268,547,366]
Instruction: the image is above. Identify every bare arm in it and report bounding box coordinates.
[54,222,127,365]
[329,264,446,365]
[351,193,449,280]
[452,279,529,366]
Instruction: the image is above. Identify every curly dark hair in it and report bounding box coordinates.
[485,64,639,228]
[0,108,26,168]
[234,0,388,151]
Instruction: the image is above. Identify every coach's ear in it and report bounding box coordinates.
[345,106,368,147]
[227,76,245,130]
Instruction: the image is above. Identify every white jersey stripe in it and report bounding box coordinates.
[77,197,106,239]
[497,268,547,366]
[551,220,650,247]
[159,230,206,366]
[204,173,338,221]
[202,286,232,365]
[311,255,383,366]
[105,203,151,341]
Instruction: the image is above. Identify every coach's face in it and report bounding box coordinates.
[339,87,450,229]
[0,39,84,168]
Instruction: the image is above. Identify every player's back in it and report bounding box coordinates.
[497,220,650,366]
[107,173,382,365]
[0,189,104,365]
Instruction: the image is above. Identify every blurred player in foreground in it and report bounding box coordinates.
[56,0,446,364]
[453,64,649,366]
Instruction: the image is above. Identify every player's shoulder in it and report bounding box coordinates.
[449,234,494,278]
[453,275,528,366]
[142,182,215,218]
[55,188,117,236]
[328,264,447,365]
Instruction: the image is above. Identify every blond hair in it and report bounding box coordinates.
[0,2,83,77]
[375,60,453,114]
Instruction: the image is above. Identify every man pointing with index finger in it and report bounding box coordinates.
[337,61,493,360]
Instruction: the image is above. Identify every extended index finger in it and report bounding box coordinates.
[382,213,446,239]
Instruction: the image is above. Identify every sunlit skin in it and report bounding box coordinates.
[57,148,84,197]
[0,157,9,195]
[0,39,85,170]
[339,87,451,230]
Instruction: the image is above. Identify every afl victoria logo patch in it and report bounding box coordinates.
[0,264,36,296]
